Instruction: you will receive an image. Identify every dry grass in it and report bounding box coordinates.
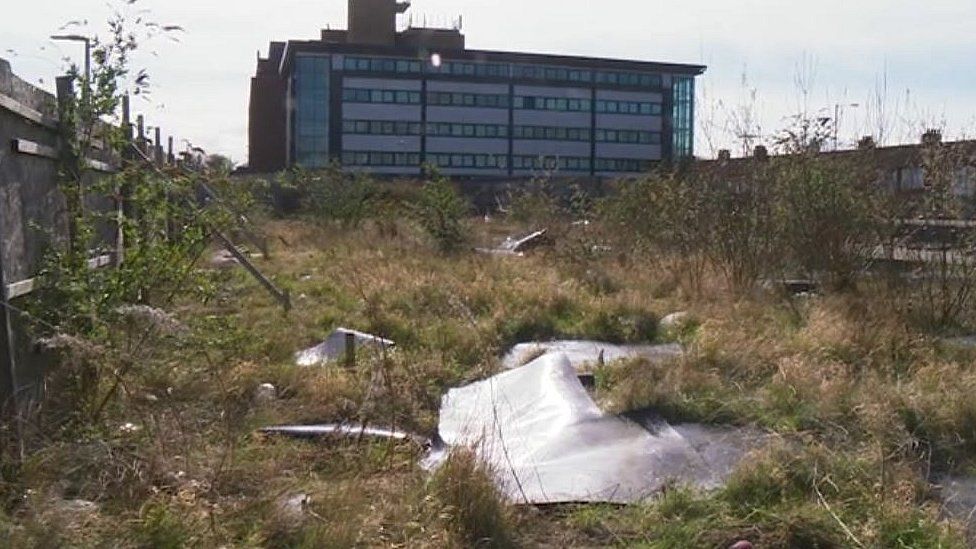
[1,215,973,547]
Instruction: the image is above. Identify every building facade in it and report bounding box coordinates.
[249,0,706,176]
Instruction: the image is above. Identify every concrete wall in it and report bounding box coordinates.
[0,58,184,410]
[0,58,68,406]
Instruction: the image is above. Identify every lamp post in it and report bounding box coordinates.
[834,102,860,150]
[50,34,91,106]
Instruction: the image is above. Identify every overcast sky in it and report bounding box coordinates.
[4,0,975,164]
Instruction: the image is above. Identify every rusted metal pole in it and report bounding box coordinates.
[345,332,356,369]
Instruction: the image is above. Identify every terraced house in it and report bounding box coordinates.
[248,0,705,177]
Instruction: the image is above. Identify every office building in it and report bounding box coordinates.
[248,0,706,176]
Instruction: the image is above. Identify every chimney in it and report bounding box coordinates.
[858,136,876,150]
[754,145,769,160]
[921,129,943,146]
[718,149,731,162]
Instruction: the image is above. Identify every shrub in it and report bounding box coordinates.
[411,171,470,253]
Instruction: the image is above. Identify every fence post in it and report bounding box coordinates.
[114,95,132,267]
[344,332,356,369]
[0,234,19,417]
[55,76,81,254]
[154,127,163,166]
[136,115,146,156]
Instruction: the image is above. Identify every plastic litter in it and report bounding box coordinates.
[260,424,430,446]
[476,229,549,256]
[502,340,683,370]
[295,328,394,366]
[430,353,757,504]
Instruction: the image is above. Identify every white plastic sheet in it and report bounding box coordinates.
[295,328,394,366]
[502,340,683,370]
[433,353,754,504]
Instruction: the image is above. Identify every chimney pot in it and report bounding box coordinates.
[922,129,943,146]
[718,149,731,161]
[754,145,769,160]
[858,136,876,150]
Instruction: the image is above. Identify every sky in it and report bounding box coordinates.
[3,0,975,165]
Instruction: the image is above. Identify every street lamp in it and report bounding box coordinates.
[834,102,860,150]
[50,34,91,106]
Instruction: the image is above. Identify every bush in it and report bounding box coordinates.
[411,171,470,253]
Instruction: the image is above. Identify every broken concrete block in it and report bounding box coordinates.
[295,328,395,367]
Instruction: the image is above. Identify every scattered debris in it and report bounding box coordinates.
[430,353,760,504]
[502,340,683,371]
[729,541,754,549]
[55,499,98,514]
[503,229,549,253]
[659,311,694,338]
[254,383,277,404]
[477,229,550,256]
[49,498,100,530]
[277,493,311,524]
[939,476,976,536]
[761,278,819,296]
[260,424,430,447]
[119,422,141,434]
[475,247,525,257]
[295,328,395,367]
[209,249,240,269]
[943,336,976,350]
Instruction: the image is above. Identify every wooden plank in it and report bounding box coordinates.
[0,91,58,129]
[4,254,114,300]
[11,138,57,160]
[12,138,117,173]
[86,158,116,173]
[4,279,35,301]
[213,230,291,311]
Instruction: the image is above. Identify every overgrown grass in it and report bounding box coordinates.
[2,212,974,547]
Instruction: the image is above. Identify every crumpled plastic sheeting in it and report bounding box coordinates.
[476,229,549,257]
[295,328,394,366]
[940,476,976,536]
[502,340,683,370]
[432,353,755,504]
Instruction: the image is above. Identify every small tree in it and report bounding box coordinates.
[411,169,470,253]
[770,115,884,289]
